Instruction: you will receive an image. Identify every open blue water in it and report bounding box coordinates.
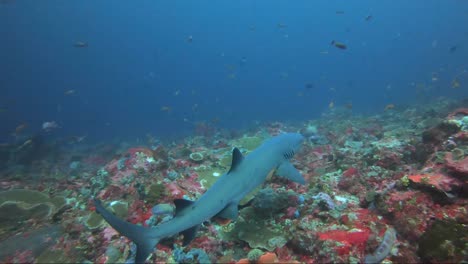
[1,0,467,141]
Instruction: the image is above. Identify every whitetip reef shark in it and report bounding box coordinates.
[94,133,306,263]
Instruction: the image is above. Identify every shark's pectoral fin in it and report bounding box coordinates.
[181,225,200,246]
[276,162,306,184]
[174,199,195,216]
[215,203,239,220]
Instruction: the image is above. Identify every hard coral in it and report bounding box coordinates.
[422,122,460,146]
[445,153,468,178]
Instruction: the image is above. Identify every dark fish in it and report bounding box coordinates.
[331,40,347,50]
[305,83,314,89]
[365,15,373,21]
[449,46,457,53]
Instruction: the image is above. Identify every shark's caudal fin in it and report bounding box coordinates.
[276,161,306,184]
[94,199,159,263]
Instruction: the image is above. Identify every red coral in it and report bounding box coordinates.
[127,200,152,225]
[343,167,359,177]
[127,147,154,157]
[445,153,468,178]
[317,229,370,256]
[408,173,462,192]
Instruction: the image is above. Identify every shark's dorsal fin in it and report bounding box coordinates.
[228,147,244,174]
[181,225,200,246]
[174,199,194,216]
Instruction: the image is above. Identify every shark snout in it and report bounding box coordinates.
[290,133,305,149]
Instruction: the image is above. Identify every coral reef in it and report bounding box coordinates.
[1,98,468,263]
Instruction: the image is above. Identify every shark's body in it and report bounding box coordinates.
[94,133,305,263]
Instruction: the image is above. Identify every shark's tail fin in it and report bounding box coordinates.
[94,199,159,263]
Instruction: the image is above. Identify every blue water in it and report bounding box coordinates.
[2,0,467,141]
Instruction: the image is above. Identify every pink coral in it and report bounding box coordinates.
[102,227,119,242]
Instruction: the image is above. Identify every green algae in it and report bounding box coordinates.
[84,212,104,230]
[220,207,287,251]
[0,203,52,233]
[417,220,468,262]
[0,189,66,235]
[217,154,233,168]
[0,189,50,205]
[247,248,263,262]
[195,166,223,190]
[450,148,465,161]
[146,182,167,204]
[36,248,71,263]
[232,136,264,151]
[110,201,128,218]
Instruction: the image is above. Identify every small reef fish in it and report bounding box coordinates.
[64,89,76,95]
[161,106,172,113]
[277,23,287,28]
[68,135,87,143]
[336,11,345,15]
[42,121,59,132]
[329,101,335,109]
[331,40,347,50]
[14,123,27,135]
[187,35,193,43]
[384,104,395,111]
[365,15,373,21]
[74,41,88,48]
